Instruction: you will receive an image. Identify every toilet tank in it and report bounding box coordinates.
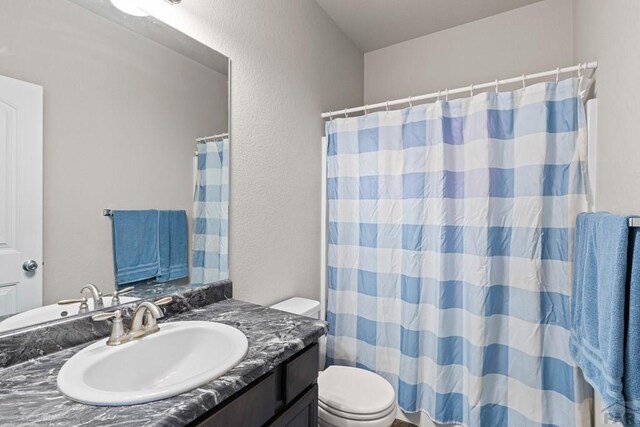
[270,297,321,319]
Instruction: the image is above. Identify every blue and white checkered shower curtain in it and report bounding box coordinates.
[192,138,229,285]
[325,78,593,426]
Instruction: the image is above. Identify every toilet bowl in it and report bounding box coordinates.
[317,366,397,427]
[270,298,397,427]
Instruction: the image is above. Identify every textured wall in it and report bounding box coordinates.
[573,3,640,425]
[0,0,228,304]
[364,0,573,104]
[573,0,640,214]
[142,0,364,305]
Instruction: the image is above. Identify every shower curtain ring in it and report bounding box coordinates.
[437,90,441,101]
[445,89,449,102]
[364,104,368,115]
[408,96,413,108]
[344,108,348,118]
[328,111,332,121]
[385,100,390,112]
[470,83,474,97]
[495,79,499,93]
[521,73,526,89]
[578,63,584,85]
[555,67,560,84]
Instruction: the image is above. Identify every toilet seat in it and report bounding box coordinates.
[318,403,397,427]
[318,366,397,427]
[319,399,397,420]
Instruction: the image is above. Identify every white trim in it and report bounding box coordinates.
[320,136,328,322]
[586,98,597,211]
[320,136,328,369]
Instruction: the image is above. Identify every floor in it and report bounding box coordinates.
[393,420,418,427]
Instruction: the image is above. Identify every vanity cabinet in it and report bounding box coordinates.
[269,384,318,427]
[189,343,319,427]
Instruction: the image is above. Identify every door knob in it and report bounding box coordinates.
[22,260,38,272]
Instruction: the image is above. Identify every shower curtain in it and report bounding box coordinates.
[325,78,593,426]
[192,138,229,285]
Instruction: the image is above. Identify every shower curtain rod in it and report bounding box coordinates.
[321,61,598,119]
[196,132,229,143]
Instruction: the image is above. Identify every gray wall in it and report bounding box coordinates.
[573,3,640,424]
[573,0,640,213]
[0,0,228,304]
[145,1,364,305]
[364,0,573,104]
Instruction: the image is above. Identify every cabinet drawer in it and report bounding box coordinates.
[285,344,319,403]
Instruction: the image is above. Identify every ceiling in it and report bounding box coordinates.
[315,0,545,52]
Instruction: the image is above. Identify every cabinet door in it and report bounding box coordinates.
[285,344,318,404]
[269,384,318,427]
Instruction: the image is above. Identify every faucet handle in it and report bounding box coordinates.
[105,286,135,305]
[58,297,88,305]
[92,310,126,346]
[58,297,90,314]
[154,296,173,306]
[91,310,121,322]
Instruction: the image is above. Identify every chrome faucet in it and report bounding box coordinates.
[81,284,104,309]
[130,300,166,336]
[58,284,136,314]
[91,296,173,346]
[57,283,105,312]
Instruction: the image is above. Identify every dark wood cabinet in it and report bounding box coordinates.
[269,384,318,427]
[189,344,319,427]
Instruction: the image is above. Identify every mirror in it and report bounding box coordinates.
[0,0,230,333]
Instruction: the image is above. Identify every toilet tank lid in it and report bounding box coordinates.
[270,297,320,316]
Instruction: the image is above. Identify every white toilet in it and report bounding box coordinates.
[270,298,397,427]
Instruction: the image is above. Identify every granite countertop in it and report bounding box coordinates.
[0,299,327,426]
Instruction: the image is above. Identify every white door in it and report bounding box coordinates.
[0,74,43,316]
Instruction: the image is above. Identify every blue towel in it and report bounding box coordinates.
[624,227,640,426]
[156,210,188,283]
[570,212,631,422]
[111,210,160,286]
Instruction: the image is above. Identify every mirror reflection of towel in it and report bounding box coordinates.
[157,210,188,283]
[111,210,188,286]
[112,210,160,285]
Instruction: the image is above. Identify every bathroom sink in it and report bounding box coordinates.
[57,321,248,406]
[0,297,139,333]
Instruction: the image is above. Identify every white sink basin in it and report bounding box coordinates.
[0,297,139,333]
[57,321,248,406]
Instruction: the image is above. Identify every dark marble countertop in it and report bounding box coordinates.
[0,299,327,426]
